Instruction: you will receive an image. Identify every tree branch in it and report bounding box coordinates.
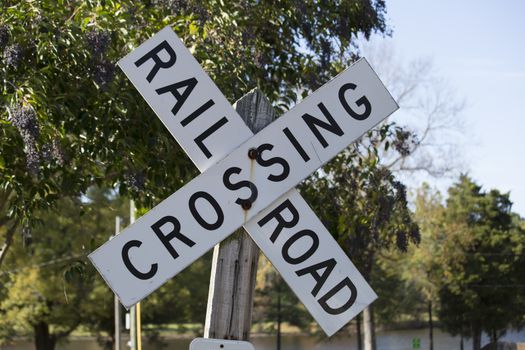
[0,222,18,268]
[0,188,14,216]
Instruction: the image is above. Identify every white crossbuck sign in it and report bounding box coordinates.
[89,26,398,336]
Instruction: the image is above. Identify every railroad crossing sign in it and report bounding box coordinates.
[89,26,398,336]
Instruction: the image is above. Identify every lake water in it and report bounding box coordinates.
[3,328,524,350]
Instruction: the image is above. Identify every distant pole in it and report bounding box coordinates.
[428,301,434,350]
[114,216,122,350]
[276,274,282,350]
[136,302,142,350]
[204,89,275,340]
[129,200,137,350]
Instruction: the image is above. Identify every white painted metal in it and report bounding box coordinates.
[118,28,380,337]
[189,338,254,350]
[89,51,396,310]
[245,189,377,336]
[118,27,253,172]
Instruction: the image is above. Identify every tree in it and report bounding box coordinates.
[371,251,424,327]
[1,0,390,269]
[82,251,213,349]
[0,268,87,350]
[415,176,525,350]
[345,42,465,350]
[300,123,421,350]
[0,188,128,350]
[409,183,449,350]
[253,257,312,349]
[140,252,212,326]
[0,185,219,349]
[361,42,466,179]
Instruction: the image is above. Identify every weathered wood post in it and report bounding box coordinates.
[204,88,276,340]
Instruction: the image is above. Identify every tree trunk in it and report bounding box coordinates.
[428,301,434,350]
[34,321,56,350]
[356,314,363,350]
[472,325,481,350]
[490,329,497,344]
[460,334,464,350]
[363,305,376,350]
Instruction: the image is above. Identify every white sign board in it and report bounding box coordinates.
[90,26,398,336]
[190,338,254,350]
[117,27,380,335]
[118,26,253,172]
[245,190,376,335]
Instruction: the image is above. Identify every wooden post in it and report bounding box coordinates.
[204,88,276,340]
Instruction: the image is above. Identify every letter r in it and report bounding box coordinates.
[135,40,177,83]
[257,199,300,243]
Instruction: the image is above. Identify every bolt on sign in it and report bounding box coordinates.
[89,26,398,337]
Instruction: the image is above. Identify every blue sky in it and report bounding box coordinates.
[368,0,525,216]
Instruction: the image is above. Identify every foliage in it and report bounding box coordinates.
[140,252,212,326]
[393,183,448,331]
[0,186,223,349]
[82,251,212,347]
[410,184,445,303]
[297,122,420,345]
[0,1,395,346]
[0,0,390,268]
[300,123,421,279]
[253,257,312,333]
[371,251,424,326]
[414,176,525,347]
[0,188,128,350]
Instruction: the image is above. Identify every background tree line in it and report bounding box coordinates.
[1,176,523,350]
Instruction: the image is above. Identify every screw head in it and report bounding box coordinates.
[248,148,258,159]
[241,200,252,210]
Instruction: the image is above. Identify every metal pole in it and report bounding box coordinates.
[114,216,122,350]
[276,274,282,350]
[136,302,142,350]
[428,301,434,350]
[204,89,276,340]
[129,200,137,350]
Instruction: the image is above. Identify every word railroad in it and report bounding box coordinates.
[89,26,398,336]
